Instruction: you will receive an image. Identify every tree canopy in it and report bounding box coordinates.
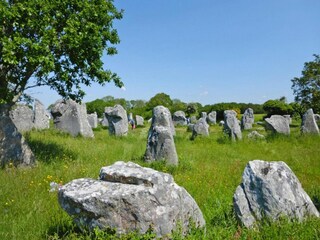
[291,54,320,113]
[0,0,123,105]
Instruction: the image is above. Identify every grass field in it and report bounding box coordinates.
[0,117,319,239]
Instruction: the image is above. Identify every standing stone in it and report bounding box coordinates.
[105,105,128,136]
[241,108,254,130]
[144,106,178,165]
[58,161,205,237]
[0,104,35,167]
[136,115,144,126]
[87,112,98,129]
[207,111,217,125]
[101,115,109,127]
[33,99,50,130]
[51,99,94,138]
[151,105,175,136]
[233,160,319,228]
[201,112,207,119]
[265,115,290,135]
[224,110,242,140]
[172,111,187,126]
[301,109,319,134]
[9,104,34,132]
[192,117,209,139]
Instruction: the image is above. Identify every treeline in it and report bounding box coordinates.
[86,93,272,120]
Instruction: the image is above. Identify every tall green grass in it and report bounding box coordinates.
[0,122,319,239]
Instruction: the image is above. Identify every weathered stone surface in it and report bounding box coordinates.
[201,112,207,119]
[172,111,187,126]
[283,115,292,124]
[87,112,98,129]
[233,160,319,228]
[59,161,205,237]
[51,99,94,138]
[247,131,265,139]
[241,108,254,130]
[0,104,35,167]
[101,115,109,127]
[9,104,34,132]
[301,109,319,134]
[207,111,216,125]
[265,115,290,135]
[219,120,224,126]
[151,105,175,136]
[192,117,209,139]
[136,115,144,126]
[144,106,178,165]
[33,99,50,130]
[224,110,242,140]
[105,105,128,136]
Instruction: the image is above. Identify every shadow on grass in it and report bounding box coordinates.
[45,222,83,239]
[25,138,77,164]
[311,195,320,212]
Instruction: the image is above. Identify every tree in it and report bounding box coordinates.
[0,0,123,105]
[262,99,293,117]
[292,54,320,113]
[146,93,173,110]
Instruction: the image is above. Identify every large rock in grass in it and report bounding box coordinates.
[87,112,98,129]
[233,160,319,228]
[301,109,319,134]
[33,99,50,130]
[191,117,209,139]
[144,106,178,165]
[265,115,290,135]
[207,111,217,125]
[241,108,254,130]
[105,105,128,136]
[9,104,34,132]
[0,104,35,167]
[172,111,187,126]
[51,99,94,138]
[223,110,242,140]
[58,161,205,237]
[136,115,144,126]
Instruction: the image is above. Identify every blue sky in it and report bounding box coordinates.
[28,0,320,107]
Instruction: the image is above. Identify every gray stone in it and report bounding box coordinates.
[265,115,290,135]
[283,115,292,124]
[9,104,34,132]
[314,114,320,122]
[0,104,35,167]
[247,131,265,139]
[172,111,187,126]
[33,99,50,130]
[105,105,128,136]
[87,112,98,129]
[58,161,205,237]
[301,109,319,134]
[241,108,254,130]
[201,112,207,119]
[192,117,209,139]
[101,115,109,127]
[144,106,178,165]
[151,105,175,136]
[51,99,94,138]
[136,115,144,126]
[233,160,319,228]
[223,110,242,140]
[207,111,217,125]
[219,120,224,126]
